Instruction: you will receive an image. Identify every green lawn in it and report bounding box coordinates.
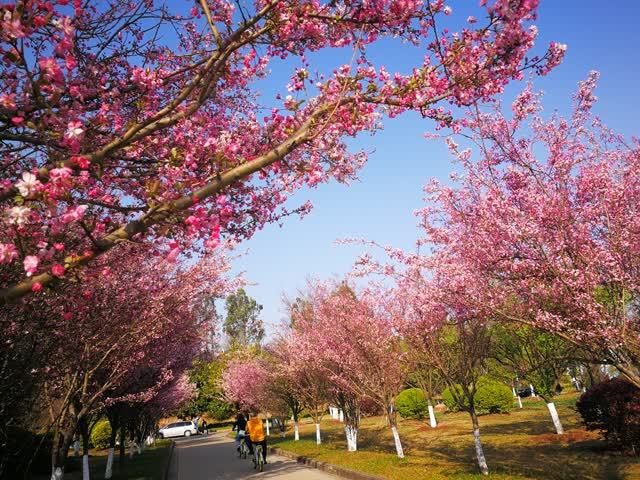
[270,393,640,480]
[62,439,172,480]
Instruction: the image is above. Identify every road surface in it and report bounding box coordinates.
[167,432,340,480]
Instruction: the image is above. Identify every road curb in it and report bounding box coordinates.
[163,440,175,480]
[268,446,386,480]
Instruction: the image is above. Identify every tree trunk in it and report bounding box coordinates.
[315,423,321,445]
[344,425,358,452]
[118,425,125,468]
[545,402,564,434]
[105,448,115,480]
[428,403,437,428]
[339,409,344,422]
[469,408,489,475]
[81,424,90,480]
[517,395,523,409]
[530,384,536,397]
[82,455,90,480]
[265,419,270,436]
[293,422,300,441]
[51,430,74,480]
[390,426,404,458]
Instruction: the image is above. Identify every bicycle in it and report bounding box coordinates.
[253,443,264,472]
[238,432,249,459]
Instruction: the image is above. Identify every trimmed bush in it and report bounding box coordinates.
[396,388,429,419]
[576,378,640,453]
[442,377,512,415]
[90,419,112,450]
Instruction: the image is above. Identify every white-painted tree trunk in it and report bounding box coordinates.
[428,404,437,428]
[512,387,517,397]
[105,448,115,479]
[82,454,90,480]
[266,419,270,436]
[73,440,80,456]
[136,441,142,455]
[128,442,135,458]
[517,395,523,409]
[472,427,489,475]
[345,426,358,451]
[546,402,564,434]
[391,426,404,458]
[530,384,536,397]
[51,467,63,480]
[294,422,300,441]
[339,410,344,422]
[315,423,321,444]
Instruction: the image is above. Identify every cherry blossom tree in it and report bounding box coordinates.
[0,0,564,302]
[269,335,331,444]
[349,74,640,472]
[413,72,640,388]
[220,356,270,412]
[290,281,408,456]
[6,246,235,478]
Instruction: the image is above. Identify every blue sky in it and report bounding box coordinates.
[227,1,640,334]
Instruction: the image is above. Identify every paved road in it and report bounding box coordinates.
[167,432,339,480]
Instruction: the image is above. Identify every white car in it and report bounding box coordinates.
[158,421,197,438]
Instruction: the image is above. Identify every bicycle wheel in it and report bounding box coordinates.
[257,445,264,472]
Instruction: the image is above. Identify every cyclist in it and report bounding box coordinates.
[245,411,267,466]
[231,412,248,451]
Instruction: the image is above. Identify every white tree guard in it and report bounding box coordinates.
[512,387,517,397]
[428,405,437,428]
[128,442,135,458]
[344,426,358,451]
[517,395,523,409]
[391,426,405,458]
[82,454,90,480]
[530,384,536,397]
[339,410,344,422]
[266,419,270,436]
[472,427,489,475]
[315,423,322,444]
[546,402,564,434]
[105,448,115,479]
[294,422,300,441]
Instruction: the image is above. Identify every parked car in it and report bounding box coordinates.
[157,421,197,438]
[517,386,532,398]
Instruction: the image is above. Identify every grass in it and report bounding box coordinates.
[61,439,172,480]
[270,392,640,480]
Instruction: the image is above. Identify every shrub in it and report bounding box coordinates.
[396,388,429,419]
[576,378,640,453]
[442,377,512,415]
[90,419,112,450]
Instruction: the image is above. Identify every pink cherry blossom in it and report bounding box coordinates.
[7,206,30,225]
[0,243,18,264]
[51,264,65,277]
[23,255,39,277]
[15,172,40,197]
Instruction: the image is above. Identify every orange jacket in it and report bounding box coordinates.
[246,417,266,442]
